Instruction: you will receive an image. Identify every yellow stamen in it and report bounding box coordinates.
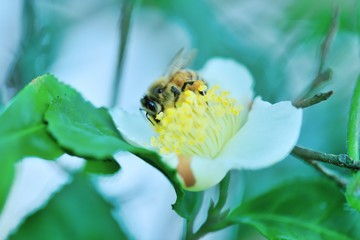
[151,84,243,159]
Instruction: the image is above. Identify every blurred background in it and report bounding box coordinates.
[0,0,359,239]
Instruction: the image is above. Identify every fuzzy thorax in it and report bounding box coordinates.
[151,85,243,159]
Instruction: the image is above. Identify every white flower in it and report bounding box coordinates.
[111,58,302,191]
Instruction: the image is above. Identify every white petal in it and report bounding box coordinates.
[183,156,230,191]
[110,108,154,148]
[200,58,254,106]
[219,98,302,169]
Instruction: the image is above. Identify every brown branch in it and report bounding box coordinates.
[318,6,339,75]
[294,7,338,103]
[291,146,354,188]
[291,146,359,170]
[303,160,347,189]
[294,68,333,103]
[309,68,333,92]
[293,91,333,108]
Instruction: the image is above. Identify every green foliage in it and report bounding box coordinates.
[174,191,203,219]
[84,159,120,175]
[346,172,360,212]
[229,180,359,240]
[2,1,358,238]
[0,76,65,161]
[43,79,127,162]
[38,74,185,203]
[197,174,232,234]
[0,156,15,218]
[0,74,186,218]
[0,75,65,213]
[0,74,124,213]
[9,174,128,240]
[182,174,231,239]
[282,0,359,37]
[347,76,360,161]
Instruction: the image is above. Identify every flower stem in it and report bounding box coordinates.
[110,0,136,107]
[183,218,195,240]
[348,76,360,161]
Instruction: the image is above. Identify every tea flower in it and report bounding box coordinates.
[112,58,302,191]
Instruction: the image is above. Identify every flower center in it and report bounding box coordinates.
[151,85,243,159]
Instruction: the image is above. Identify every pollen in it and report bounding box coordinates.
[151,84,243,159]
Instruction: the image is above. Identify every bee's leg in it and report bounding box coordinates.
[171,86,181,107]
[199,90,206,96]
[199,79,208,96]
[181,81,194,92]
[189,80,207,95]
[146,113,158,125]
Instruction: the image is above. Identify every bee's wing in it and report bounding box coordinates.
[164,48,198,78]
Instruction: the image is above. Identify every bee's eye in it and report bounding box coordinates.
[157,88,164,94]
[146,101,157,112]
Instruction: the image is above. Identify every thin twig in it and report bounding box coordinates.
[303,160,347,189]
[294,7,338,103]
[290,8,343,188]
[294,68,333,103]
[308,68,333,92]
[317,6,339,75]
[293,91,333,108]
[110,0,136,107]
[291,146,359,170]
[291,146,351,188]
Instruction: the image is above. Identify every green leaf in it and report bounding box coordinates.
[0,75,66,213]
[44,89,128,161]
[41,74,185,208]
[0,73,125,213]
[0,155,15,216]
[10,174,128,240]
[0,76,65,161]
[174,191,203,219]
[346,172,360,212]
[84,159,120,175]
[0,73,186,215]
[229,180,359,240]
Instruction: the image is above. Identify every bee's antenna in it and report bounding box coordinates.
[139,108,146,117]
[139,108,156,126]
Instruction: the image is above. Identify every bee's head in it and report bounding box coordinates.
[140,95,162,116]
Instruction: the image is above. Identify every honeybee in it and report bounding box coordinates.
[140,48,207,124]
